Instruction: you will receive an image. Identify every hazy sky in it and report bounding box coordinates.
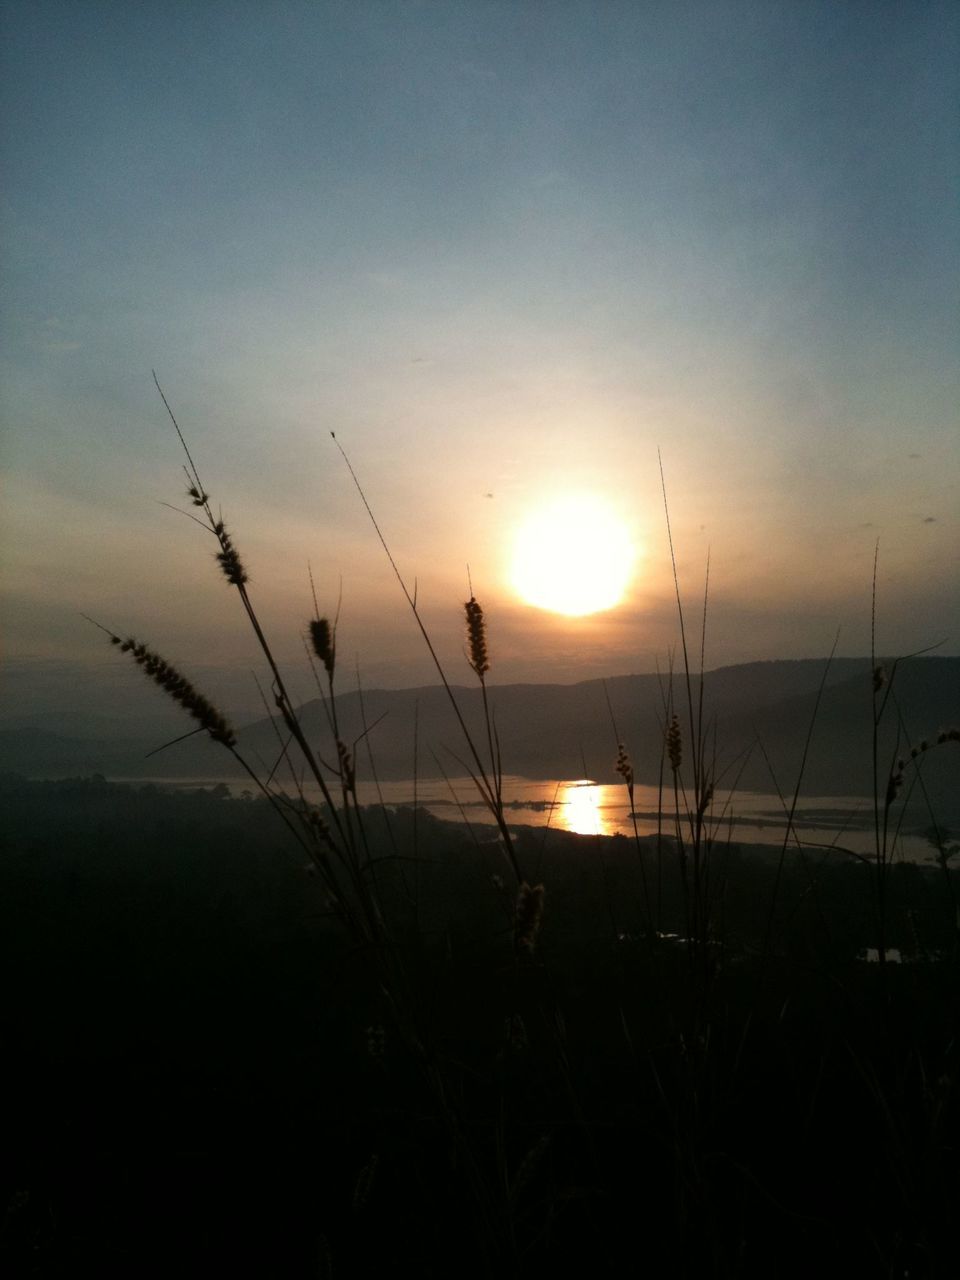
[2,0,958,715]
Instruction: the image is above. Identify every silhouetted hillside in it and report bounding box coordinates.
[3,658,956,810]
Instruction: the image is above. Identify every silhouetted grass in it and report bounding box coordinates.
[5,388,958,1277]
[3,776,958,1277]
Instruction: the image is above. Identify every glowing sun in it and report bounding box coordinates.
[510,495,636,616]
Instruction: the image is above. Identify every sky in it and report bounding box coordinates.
[2,0,958,723]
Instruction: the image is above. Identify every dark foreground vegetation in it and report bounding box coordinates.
[2,774,958,1278]
[12,399,950,1277]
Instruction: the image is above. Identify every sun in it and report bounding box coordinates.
[510,495,636,616]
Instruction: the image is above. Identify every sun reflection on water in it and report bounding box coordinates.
[556,780,622,837]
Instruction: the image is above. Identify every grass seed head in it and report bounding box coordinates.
[667,714,683,772]
[337,739,355,791]
[110,634,236,747]
[352,1153,379,1213]
[504,1012,528,1054]
[514,881,546,956]
[615,743,634,796]
[309,618,335,678]
[365,1024,386,1061]
[215,525,248,586]
[885,766,904,808]
[307,805,332,839]
[465,596,490,677]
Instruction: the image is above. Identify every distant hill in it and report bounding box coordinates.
[3,657,956,812]
[0,724,229,783]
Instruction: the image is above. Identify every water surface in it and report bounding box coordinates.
[143,773,944,863]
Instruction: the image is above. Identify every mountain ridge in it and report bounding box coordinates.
[2,657,956,811]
